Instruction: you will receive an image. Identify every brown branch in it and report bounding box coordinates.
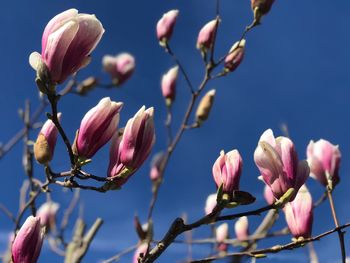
[189,222,350,263]
[47,93,75,166]
[64,217,103,263]
[22,100,36,216]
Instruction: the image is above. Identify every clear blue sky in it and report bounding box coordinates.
[0,0,349,262]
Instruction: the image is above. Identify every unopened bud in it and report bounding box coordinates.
[196,19,218,51]
[234,216,249,241]
[12,216,44,263]
[251,0,275,26]
[161,66,178,106]
[76,77,98,95]
[36,202,60,232]
[102,53,135,86]
[34,113,61,164]
[150,152,165,182]
[224,40,246,73]
[195,89,216,124]
[204,193,217,215]
[156,10,179,47]
[216,223,229,252]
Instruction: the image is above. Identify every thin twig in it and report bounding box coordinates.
[165,43,195,94]
[47,93,75,166]
[0,100,48,160]
[102,244,139,263]
[22,100,36,216]
[14,180,50,232]
[308,242,319,263]
[313,191,327,208]
[189,222,350,262]
[58,189,81,247]
[327,189,346,263]
[0,204,16,223]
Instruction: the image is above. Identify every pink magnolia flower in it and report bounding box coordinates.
[36,202,60,230]
[307,139,341,187]
[73,97,123,159]
[29,9,104,84]
[34,113,61,164]
[254,129,309,201]
[12,216,44,263]
[204,193,217,215]
[149,152,165,182]
[216,223,229,252]
[284,185,313,239]
[156,10,179,45]
[235,216,249,241]
[251,0,275,15]
[196,19,218,50]
[108,106,155,186]
[224,40,246,72]
[212,149,243,194]
[133,243,148,263]
[102,53,135,86]
[263,185,275,205]
[161,66,178,104]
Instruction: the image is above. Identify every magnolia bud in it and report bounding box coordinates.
[204,193,217,215]
[196,19,218,51]
[150,152,165,182]
[212,150,242,196]
[161,66,178,106]
[36,201,60,231]
[234,216,249,241]
[34,113,61,164]
[29,9,104,85]
[216,223,229,252]
[251,0,275,26]
[12,216,44,263]
[307,139,341,189]
[224,40,246,73]
[73,97,123,159]
[102,53,135,86]
[76,77,98,95]
[195,89,216,124]
[156,10,179,47]
[284,185,313,239]
[108,106,155,187]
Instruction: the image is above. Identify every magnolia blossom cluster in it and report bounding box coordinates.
[33,97,155,187]
[30,10,154,187]
[208,128,341,240]
[156,9,246,75]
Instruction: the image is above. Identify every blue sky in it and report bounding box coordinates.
[0,0,350,262]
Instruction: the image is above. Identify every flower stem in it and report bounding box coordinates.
[327,189,346,263]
